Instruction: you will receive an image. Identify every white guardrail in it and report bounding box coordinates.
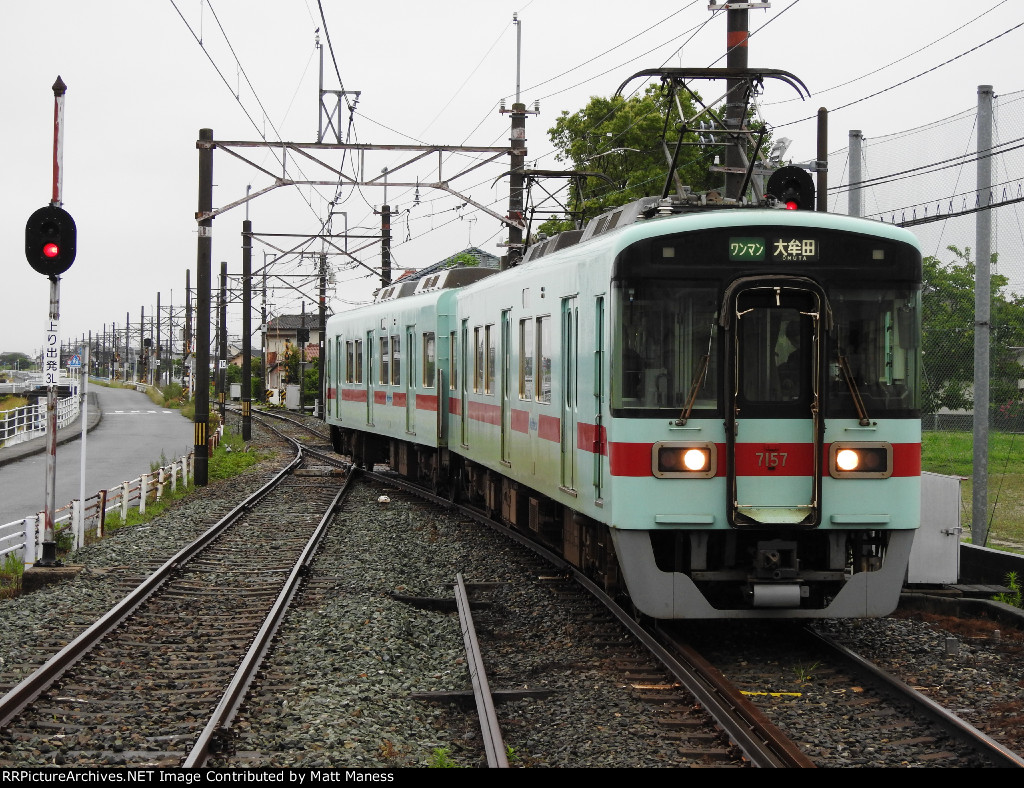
[0,393,80,447]
[0,428,222,567]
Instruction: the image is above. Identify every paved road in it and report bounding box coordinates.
[0,386,195,527]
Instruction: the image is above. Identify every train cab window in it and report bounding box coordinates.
[736,304,812,406]
[519,318,534,399]
[354,339,363,383]
[423,333,436,388]
[537,316,552,403]
[828,288,920,416]
[391,334,401,385]
[613,282,718,415]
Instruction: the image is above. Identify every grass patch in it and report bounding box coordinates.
[68,428,270,556]
[923,431,1024,548]
[208,430,267,481]
[0,395,29,411]
[0,553,23,599]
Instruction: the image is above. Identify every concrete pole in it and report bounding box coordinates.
[816,109,828,212]
[724,5,749,201]
[848,130,864,217]
[242,220,252,440]
[973,85,994,546]
[194,128,214,486]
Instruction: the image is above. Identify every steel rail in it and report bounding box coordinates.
[0,425,304,728]
[360,467,811,767]
[454,572,509,768]
[805,628,1024,769]
[184,471,352,767]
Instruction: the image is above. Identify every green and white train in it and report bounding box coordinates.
[325,190,922,619]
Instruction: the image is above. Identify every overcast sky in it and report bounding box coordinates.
[1,0,1020,358]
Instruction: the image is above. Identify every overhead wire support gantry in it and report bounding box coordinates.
[194,138,526,233]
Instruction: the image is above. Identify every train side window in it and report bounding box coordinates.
[423,332,436,388]
[519,318,534,399]
[345,341,353,383]
[474,327,483,393]
[485,324,495,394]
[354,339,363,383]
[449,331,458,391]
[380,336,389,385]
[537,315,552,404]
[391,334,401,385]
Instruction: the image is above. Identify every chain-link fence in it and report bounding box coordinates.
[821,88,1024,544]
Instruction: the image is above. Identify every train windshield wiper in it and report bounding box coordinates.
[836,353,871,426]
[676,353,710,426]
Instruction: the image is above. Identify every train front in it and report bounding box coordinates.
[605,213,922,618]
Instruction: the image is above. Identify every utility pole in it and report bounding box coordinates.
[973,84,994,547]
[319,252,327,420]
[300,302,307,414]
[219,260,228,423]
[501,12,537,268]
[724,3,750,201]
[380,204,391,288]
[262,258,269,403]
[242,220,252,440]
[194,128,214,486]
[156,292,161,387]
[848,130,864,217]
[184,269,193,398]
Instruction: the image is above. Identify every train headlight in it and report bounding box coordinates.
[829,442,892,479]
[653,441,717,479]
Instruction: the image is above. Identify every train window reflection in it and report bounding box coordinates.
[614,282,718,413]
[828,289,920,415]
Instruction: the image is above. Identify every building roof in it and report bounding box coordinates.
[266,315,322,331]
[396,247,500,285]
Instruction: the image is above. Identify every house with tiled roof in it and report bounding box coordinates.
[265,314,321,389]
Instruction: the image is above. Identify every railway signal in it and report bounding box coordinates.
[25,204,77,276]
[766,166,815,211]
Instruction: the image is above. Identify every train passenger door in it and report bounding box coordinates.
[727,280,825,525]
[460,320,469,447]
[406,325,416,433]
[365,331,374,426]
[501,310,512,464]
[593,296,605,502]
[561,296,578,492]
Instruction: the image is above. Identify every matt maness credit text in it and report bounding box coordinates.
[2,773,395,783]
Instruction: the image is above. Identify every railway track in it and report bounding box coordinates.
[0,417,349,767]
[678,620,1024,768]
[1,410,1021,767]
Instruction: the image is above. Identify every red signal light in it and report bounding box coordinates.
[43,242,60,258]
[785,201,799,211]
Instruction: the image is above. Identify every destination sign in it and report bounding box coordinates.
[771,238,819,262]
[729,236,820,263]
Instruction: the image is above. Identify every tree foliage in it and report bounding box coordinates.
[921,245,1024,418]
[539,84,766,236]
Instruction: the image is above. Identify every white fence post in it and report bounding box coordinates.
[23,515,37,567]
[139,473,149,515]
[121,481,130,522]
[171,461,178,494]
[157,467,166,502]
[72,499,83,550]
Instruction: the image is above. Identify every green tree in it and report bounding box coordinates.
[921,245,1024,421]
[540,84,765,236]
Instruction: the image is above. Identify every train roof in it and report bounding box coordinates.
[523,197,922,265]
